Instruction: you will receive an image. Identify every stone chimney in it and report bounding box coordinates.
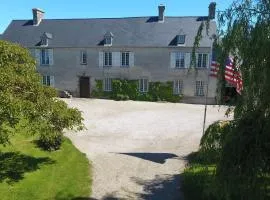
[208,2,216,20]
[32,8,45,26]
[158,4,165,22]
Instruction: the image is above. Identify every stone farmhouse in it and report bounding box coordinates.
[2,3,217,104]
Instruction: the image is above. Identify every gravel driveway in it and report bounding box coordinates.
[64,98,230,200]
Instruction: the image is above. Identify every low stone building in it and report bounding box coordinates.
[2,4,217,104]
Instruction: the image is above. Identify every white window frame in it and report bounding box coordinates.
[103,78,112,92]
[41,49,49,65]
[121,52,130,67]
[139,79,148,93]
[80,50,87,65]
[197,53,208,68]
[175,52,185,68]
[173,80,183,95]
[195,81,205,96]
[104,37,112,46]
[104,52,112,67]
[177,35,186,46]
[41,37,48,46]
[42,75,53,86]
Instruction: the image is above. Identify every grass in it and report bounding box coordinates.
[182,152,218,200]
[182,151,270,200]
[0,133,91,200]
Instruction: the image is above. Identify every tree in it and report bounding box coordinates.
[195,0,270,199]
[0,40,84,150]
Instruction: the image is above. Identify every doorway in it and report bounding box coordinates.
[79,76,90,98]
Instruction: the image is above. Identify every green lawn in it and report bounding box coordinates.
[0,134,91,200]
[182,152,217,200]
[182,152,270,200]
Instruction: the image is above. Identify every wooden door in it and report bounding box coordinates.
[79,77,90,98]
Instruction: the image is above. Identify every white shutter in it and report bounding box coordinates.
[185,53,190,68]
[35,49,40,66]
[129,52,134,67]
[50,76,55,87]
[41,75,44,85]
[99,52,104,68]
[170,52,176,68]
[196,53,199,68]
[207,53,210,68]
[49,49,54,66]
[112,52,120,67]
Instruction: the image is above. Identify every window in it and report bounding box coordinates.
[104,78,112,91]
[197,53,208,68]
[139,79,148,93]
[177,35,186,45]
[195,81,205,96]
[121,52,130,67]
[105,37,112,46]
[80,50,87,65]
[41,49,49,65]
[40,32,52,47]
[175,52,185,68]
[41,37,48,46]
[173,80,183,95]
[42,75,54,86]
[104,32,113,46]
[104,52,112,67]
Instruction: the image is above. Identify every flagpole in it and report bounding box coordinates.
[202,35,214,135]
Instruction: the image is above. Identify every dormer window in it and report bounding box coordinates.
[104,31,113,46]
[40,32,52,47]
[105,37,112,46]
[41,37,48,46]
[177,35,186,46]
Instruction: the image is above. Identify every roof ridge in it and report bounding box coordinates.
[11,15,207,21]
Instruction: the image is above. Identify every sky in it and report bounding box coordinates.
[0,0,233,34]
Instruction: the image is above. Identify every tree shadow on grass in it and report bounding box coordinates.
[71,197,121,200]
[55,193,121,200]
[0,151,54,184]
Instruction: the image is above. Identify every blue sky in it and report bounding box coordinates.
[0,0,233,34]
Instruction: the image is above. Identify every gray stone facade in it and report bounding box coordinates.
[29,46,217,104]
[3,4,217,104]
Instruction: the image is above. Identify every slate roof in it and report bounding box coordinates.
[2,16,216,48]
[43,32,53,39]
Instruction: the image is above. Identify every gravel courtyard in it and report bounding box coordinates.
[65,98,230,200]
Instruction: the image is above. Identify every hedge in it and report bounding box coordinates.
[92,79,182,103]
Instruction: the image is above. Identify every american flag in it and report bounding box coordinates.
[210,56,243,94]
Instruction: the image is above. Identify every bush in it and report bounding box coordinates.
[92,79,182,103]
[137,93,153,101]
[182,121,233,200]
[216,113,270,199]
[115,94,129,101]
[199,120,232,163]
[37,131,63,151]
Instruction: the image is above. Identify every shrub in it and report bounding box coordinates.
[137,93,153,101]
[92,79,182,103]
[199,120,232,163]
[37,131,63,151]
[115,94,129,101]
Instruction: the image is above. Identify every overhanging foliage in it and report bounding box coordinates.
[189,0,270,199]
[0,40,84,150]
